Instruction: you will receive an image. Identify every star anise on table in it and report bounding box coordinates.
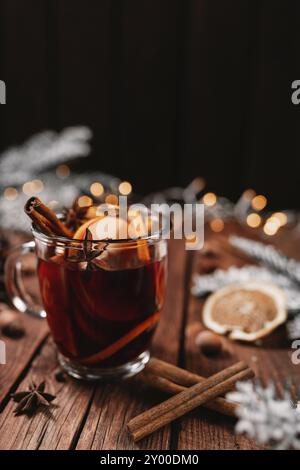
[11,381,56,416]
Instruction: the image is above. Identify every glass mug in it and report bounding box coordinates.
[5,223,167,380]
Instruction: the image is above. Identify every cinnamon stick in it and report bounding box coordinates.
[25,197,73,238]
[138,359,238,418]
[145,357,210,387]
[24,210,54,237]
[128,361,253,441]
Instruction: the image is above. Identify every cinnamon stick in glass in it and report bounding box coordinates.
[128,361,253,442]
[25,197,73,238]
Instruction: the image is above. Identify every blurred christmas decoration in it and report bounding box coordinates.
[143,179,300,237]
[286,315,300,340]
[227,380,300,450]
[0,126,92,186]
[230,236,300,285]
[0,127,121,231]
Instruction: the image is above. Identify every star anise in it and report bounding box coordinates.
[11,381,56,416]
[83,228,106,274]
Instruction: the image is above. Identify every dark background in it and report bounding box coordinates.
[0,0,300,208]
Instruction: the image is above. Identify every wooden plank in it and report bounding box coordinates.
[0,314,48,406]
[0,231,49,405]
[76,239,188,450]
[177,224,300,449]
[0,337,95,449]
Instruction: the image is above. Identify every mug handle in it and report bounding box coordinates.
[4,241,46,319]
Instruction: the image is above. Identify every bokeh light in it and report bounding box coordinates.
[105,194,119,205]
[272,212,288,227]
[78,195,93,208]
[22,181,35,195]
[119,181,132,196]
[203,192,217,207]
[246,213,262,228]
[210,218,224,232]
[4,187,18,201]
[251,195,267,211]
[263,216,280,236]
[31,179,44,193]
[56,164,70,179]
[90,182,104,197]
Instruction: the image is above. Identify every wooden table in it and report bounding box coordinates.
[0,223,299,450]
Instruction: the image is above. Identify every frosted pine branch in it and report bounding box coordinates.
[0,126,92,187]
[230,236,300,285]
[227,381,300,449]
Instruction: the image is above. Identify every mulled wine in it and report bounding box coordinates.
[37,252,166,369]
[5,196,168,380]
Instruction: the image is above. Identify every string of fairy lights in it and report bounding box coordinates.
[203,188,288,236]
[0,164,292,238]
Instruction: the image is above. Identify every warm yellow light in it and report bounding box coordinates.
[263,217,280,236]
[31,179,44,193]
[56,164,70,179]
[203,192,217,207]
[78,195,93,208]
[272,212,288,227]
[90,182,104,197]
[246,213,262,228]
[4,187,18,201]
[119,181,132,196]
[105,194,118,205]
[251,195,267,211]
[267,216,281,228]
[22,181,35,195]
[210,218,224,232]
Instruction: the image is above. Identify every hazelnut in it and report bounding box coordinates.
[195,330,222,357]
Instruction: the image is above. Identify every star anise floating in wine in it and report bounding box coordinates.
[11,381,56,416]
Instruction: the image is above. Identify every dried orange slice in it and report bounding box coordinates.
[202,282,287,341]
[73,215,151,263]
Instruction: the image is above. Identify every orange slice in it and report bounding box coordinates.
[73,215,106,240]
[79,312,160,365]
[202,282,287,341]
[73,215,151,263]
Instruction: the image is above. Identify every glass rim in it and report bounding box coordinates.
[31,213,170,246]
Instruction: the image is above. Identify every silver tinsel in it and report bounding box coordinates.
[227,380,300,450]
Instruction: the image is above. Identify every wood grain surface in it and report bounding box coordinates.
[0,225,299,449]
